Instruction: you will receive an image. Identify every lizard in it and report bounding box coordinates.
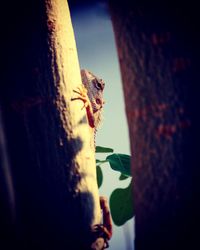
[71,69,112,249]
[72,69,105,150]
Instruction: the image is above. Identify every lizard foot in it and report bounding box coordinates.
[71,84,95,128]
[71,85,90,110]
[90,196,112,249]
[92,224,110,249]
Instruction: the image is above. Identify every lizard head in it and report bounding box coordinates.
[81,69,105,112]
[90,77,105,112]
[81,69,105,127]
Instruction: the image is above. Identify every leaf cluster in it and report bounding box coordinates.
[96,146,134,226]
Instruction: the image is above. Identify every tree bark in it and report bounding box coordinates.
[0,0,101,249]
[109,1,200,249]
[0,110,16,249]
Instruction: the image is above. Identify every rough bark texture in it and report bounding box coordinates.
[109,1,200,249]
[0,111,16,249]
[0,0,101,249]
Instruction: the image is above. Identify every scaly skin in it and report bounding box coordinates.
[72,69,112,249]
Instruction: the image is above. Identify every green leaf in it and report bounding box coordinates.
[96,159,108,166]
[109,182,134,226]
[119,173,130,180]
[96,166,103,188]
[106,154,131,177]
[96,146,114,153]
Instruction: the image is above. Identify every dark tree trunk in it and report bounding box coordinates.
[109,1,200,249]
[0,1,101,249]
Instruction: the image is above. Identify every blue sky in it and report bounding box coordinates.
[69,2,134,249]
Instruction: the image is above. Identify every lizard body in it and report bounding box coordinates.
[72,69,112,249]
[80,69,105,129]
[72,69,105,151]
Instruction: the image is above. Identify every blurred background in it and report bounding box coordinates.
[69,1,134,249]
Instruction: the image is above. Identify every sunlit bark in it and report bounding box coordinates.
[0,0,101,249]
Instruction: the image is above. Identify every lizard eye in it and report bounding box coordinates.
[96,82,102,90]
[93,79,103,90]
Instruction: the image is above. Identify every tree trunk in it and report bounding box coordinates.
[109,1,200,249]
[0,0,101,249]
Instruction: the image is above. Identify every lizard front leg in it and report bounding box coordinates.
[71,85,95,128]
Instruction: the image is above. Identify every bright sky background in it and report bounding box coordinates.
[69,2,134,249]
